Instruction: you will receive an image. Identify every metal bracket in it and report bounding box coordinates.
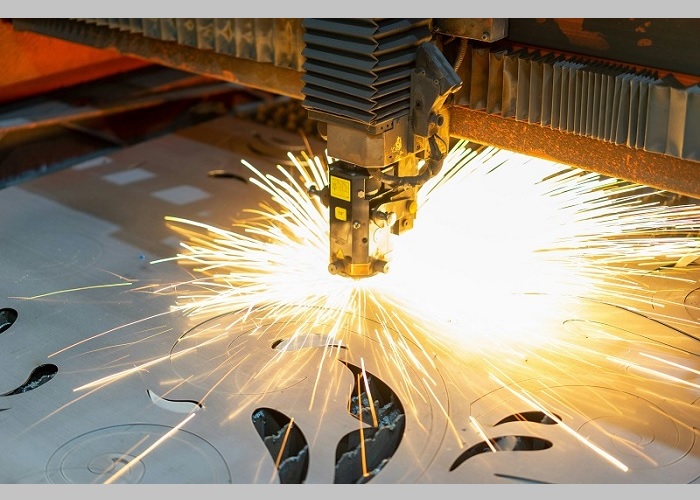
[410,41,463,139]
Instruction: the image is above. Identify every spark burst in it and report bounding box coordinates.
[53,139,700,482]
[156,140,700,359]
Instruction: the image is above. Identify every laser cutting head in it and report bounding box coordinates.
[320,137,448,279]
[301,24,462,279]
[325,160,416,278]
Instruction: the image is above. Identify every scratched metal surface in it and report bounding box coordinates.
[0,115,699,484]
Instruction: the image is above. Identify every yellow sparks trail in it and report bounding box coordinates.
[134,141,699,478]
[10,282,133,300]
[155,141,700,357]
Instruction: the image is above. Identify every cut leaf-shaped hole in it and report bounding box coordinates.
[493,473,551,484]
[494,411,560,426]
[1,364,58,396]
[252,407,309,484]
[334,361,405,484]
[207,170,247,183]
[0,308,18,334]
[450,435,553,471]
[147,389,202,414]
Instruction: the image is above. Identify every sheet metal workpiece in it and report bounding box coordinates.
[0,116,699,484]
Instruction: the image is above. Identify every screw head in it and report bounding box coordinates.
[353,221,361,230]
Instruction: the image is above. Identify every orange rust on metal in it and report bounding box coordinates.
[11,19,305,100]
[125,48,304,100]
[449,106,700,199]
[552,19,610,51]
[0,20,148,104]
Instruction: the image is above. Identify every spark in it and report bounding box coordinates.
[607,355,700,390]
[360,357,378,428]
[72,326,174,356]
[639,351,700,376]
[48,310,175,358]
[18,128,694,486]
[103,412,197,484]
[423,376,463,447]
[271,417,296,484]
[133,139,698,475]
[74,322,228,391]
[159,141,700,358]
[488,373,629,472]
[469,416,497,453]
[357,374,369,479]
[10,281,133,300]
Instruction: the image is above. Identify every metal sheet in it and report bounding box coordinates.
[1,115,699,484]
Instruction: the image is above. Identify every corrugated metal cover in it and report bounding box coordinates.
[74,18,305,71]
[301,18,432,126]
[457,45,699,163]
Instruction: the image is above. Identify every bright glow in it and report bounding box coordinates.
[488,373,629,472]
[129,140,698,478]
[381,145,700,347]
[157,141,700,360]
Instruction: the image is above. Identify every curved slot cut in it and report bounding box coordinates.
[0,308,18,334]
[147,389,202,414]
[494,411,560,426]
[450,435,553,471]
[494,473,551,484]
[272,334,345,352]
[334,361,405,484]
[685,288,700,321]
[207,170,247,183]
[1,364,58,396]
[252,407,309,484]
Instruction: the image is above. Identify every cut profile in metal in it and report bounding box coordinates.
[334,361,406,484]
[0,308,18,334]
[1,364,58,396]
[494,411,560,426]
[45,424,231,484]
[450,435,553,471]
[166,305,448,483]
[146,389,203,414]
[684,287,700,321]
[252,407,309,484]
[2,112,698,484]
[207,169,247,183]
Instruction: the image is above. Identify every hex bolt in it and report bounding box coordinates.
[357,190,365,199]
